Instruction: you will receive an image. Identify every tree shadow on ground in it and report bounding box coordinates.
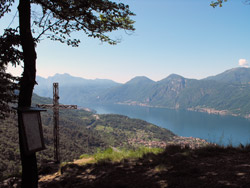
[38,145,250,188]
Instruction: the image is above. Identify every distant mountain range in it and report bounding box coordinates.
[34,67,250,118]
[35,73,121,105]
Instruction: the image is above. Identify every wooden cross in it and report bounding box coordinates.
[37,83,77,163]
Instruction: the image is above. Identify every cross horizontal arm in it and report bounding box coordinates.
[58,105,77,109]
[36,104,77,109]
[36,104,54,109]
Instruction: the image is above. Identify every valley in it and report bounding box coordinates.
[2,67,250,183]
[0,94,173,180]
[0,94,214,181]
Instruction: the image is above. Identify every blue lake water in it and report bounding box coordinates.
[81,103,250,146]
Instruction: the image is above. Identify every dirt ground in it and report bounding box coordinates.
[2,145,250,188]
[38,145,250,188]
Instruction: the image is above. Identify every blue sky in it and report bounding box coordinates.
[3,0,250,83]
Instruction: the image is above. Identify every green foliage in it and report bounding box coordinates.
[32,0,135,46]
[32,93,53,105]
[1,0,135,47]
[0,115,20,179]
[91,114,175,147]
[0,94,174,180]
[82,147,164,164]
[0,28,23,67]
[0,28,21,119]
[0,66,19,119]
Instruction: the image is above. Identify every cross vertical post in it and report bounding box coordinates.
[53,83,60,163]
[36,82,77,164]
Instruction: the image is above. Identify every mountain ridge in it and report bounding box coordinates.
[204,67,250,84]
[37,67,250,85]
[35,67,250,118]
[35,74,121,105]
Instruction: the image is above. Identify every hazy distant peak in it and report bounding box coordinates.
[126,76,155,85]
[35,73,120,89]
[49,73,76,80]
[54,73,71,77]
[92,78,121,85]
[159,74,185,83]
[168,74,184,79]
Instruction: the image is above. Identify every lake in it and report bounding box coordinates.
[81,103,250,146]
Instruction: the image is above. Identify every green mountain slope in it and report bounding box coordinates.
[0,94,175,180]
[204,67,250,84]
[100,76,156,103]
[99,70,250,117]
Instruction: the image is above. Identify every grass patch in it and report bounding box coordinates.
[79,154,91,159]
[95,125,114,133]
[80,147,164,164]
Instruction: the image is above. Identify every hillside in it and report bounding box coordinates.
[204,67,250,84]
[101,76,156,103]
[99,71,250,117]
[0,94,175,180]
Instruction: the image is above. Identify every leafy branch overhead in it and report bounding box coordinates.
[0,0,15,18]
[1,0,135,46]
[32,0,135,46]
[211,0,250,8]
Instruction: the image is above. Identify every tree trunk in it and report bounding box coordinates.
[18,0,38,187]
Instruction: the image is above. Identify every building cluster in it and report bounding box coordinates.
[128,136,214,149]
[128,138,167,148]
[166,136,215,149]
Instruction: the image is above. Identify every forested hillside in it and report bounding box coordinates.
[99,68,250,117]
[204,67,250,84]
[0,94,175,180]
